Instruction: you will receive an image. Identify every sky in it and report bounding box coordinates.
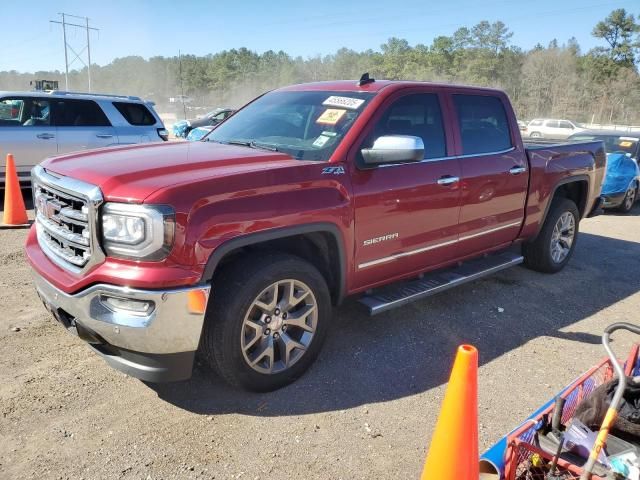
[1,0,638,73]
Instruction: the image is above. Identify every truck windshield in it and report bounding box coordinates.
[206,90,374,161]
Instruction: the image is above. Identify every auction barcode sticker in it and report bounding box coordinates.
[323,96,365,110]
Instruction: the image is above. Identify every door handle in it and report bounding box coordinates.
[509,166,526,175]
[96,133,113,138]
[36,133,55,140]
[437,175,460,186]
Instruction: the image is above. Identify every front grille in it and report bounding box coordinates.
[32,166,103,273]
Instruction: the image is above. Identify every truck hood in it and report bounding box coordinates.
[41,141,302,202]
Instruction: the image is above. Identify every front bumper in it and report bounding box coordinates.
[601,191,626,209]
[33,273,210,382]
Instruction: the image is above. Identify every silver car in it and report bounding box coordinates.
[0,91,168,185]
[524,118,584,140]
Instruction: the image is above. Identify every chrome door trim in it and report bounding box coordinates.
[357,220,522,270]
[458,221,522,242]
[374,146,516,169]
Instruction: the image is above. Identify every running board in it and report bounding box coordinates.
[358,251,524,316]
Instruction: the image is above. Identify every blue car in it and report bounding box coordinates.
[569,131,640,213]
[185,125,215,141]
[172,107,234,138]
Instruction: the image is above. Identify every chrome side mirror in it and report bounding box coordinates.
[361,135,424,165]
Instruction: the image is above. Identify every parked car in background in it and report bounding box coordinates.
[27,78,605,391]
[524,118,584,139]
[517,120,527,131]
[186,125,215,141]
[0,90,168,185]
[172,107,234,138]
[569,130,640,212]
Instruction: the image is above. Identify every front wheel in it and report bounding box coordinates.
[201,253,332,392]
[523,198,579,273]
[617,183,638,213]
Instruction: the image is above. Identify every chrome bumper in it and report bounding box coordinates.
[33,273,211,381]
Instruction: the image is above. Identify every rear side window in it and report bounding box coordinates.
[367,93,447,159]
[546,120,559,128]
[113,102,156,126]
[53,99,111,127]
[453,94,512,155]
[528,119,542,126]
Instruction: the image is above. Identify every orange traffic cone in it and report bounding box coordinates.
[1,153,30,228]
[421,345,479,480]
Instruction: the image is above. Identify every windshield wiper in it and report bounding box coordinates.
[226,139,279,152]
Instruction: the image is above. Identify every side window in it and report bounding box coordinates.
[453,94,512,155]
[113,102,156,126]
[365,93,447,160]
[546,120,559,128]
[558,121,573,129]
[53,100,111,127]
[0,98,50,126]
[529,119,542,126]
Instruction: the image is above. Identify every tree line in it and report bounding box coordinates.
[1,8,639,124]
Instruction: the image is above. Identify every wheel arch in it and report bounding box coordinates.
[532,176,590,240]
[201,223,347,305]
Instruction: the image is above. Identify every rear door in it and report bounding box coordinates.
[0,96,57,180]
[52,99,116,154]
[350,90,462,289]
[557,120,576,139]
[450,93,528,257]
[543,120,561,139]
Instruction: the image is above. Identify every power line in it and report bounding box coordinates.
[49,13,99,91]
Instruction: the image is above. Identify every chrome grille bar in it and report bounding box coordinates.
[32,165,104,274]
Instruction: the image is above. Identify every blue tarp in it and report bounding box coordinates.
[601,152,639,195]
[172,120,189,138]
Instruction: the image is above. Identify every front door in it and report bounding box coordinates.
[350,91,462,290]
[450,93,528,257]
[0,96,57,180]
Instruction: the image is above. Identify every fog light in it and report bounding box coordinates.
[100,295,155,316]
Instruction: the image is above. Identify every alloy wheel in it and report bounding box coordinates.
[241,279,318,374]
[550,211,575,264]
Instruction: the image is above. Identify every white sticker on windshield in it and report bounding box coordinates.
[313,134,331,148]
[323,96,365,110]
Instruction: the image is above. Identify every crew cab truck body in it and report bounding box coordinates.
[26,79,605,391]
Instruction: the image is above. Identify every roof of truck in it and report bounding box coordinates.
[278,79,505,94]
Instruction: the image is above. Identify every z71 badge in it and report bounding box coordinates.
[322,166,345,175]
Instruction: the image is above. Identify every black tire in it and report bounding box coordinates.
[201,252,332,392]
[617,183,638,213]
[530,132,542,138]
[523,197,579,273]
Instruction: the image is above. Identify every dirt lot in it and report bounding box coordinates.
[1,193,640,480]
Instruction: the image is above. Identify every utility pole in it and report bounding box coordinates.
[50,13,99,91]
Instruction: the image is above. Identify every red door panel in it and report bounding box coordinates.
[351,160,462,288]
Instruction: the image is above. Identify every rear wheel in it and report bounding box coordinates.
[201,253,332,392]
[530,132,542,138]
[523,198,579,273]
[617,183,638,213]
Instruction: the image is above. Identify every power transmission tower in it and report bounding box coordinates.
[50,13,99,91]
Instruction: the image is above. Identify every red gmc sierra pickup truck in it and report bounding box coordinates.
[26,77,606,391]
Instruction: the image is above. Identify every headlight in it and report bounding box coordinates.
[101,203,175,260]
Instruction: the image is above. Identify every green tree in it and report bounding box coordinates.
[592,8,639,67]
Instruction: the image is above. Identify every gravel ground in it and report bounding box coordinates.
[1,192,639,480]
